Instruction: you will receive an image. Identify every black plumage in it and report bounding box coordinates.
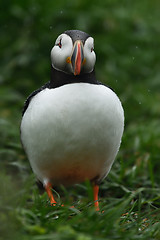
[64,30,90,44]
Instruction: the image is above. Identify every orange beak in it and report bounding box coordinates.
[71,40,84,75]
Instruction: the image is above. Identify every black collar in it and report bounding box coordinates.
[49,66,99,88]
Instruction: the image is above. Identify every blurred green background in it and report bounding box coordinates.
[0,0,160,239]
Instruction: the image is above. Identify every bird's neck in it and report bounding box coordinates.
[49,66,98,88]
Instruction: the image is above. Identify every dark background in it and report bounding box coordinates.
[0,0,160,239]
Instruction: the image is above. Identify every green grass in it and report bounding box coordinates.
[0,0,160,239]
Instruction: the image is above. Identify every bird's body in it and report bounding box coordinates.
[21,83,124,186]
[21,30,124,210]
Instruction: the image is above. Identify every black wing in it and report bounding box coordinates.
[22,82,50,116]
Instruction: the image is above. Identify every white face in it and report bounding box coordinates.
[83,37,96,73]
[51,33,96,74]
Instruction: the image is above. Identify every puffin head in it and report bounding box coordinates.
[51,30,96,76]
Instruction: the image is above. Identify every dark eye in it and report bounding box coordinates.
[57,38,62,48]
[91,47,94,52]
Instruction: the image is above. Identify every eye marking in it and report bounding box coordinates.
[56,38,62,48]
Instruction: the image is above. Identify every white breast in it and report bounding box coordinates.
[21,83,124,185]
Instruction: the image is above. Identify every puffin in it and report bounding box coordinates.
[20,30,124,211]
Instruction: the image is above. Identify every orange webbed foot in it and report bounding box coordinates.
[44,182,57,206]
[93,184,100,211]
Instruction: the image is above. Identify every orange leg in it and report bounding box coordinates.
[93,184,100,211]
[44,182,57,206]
